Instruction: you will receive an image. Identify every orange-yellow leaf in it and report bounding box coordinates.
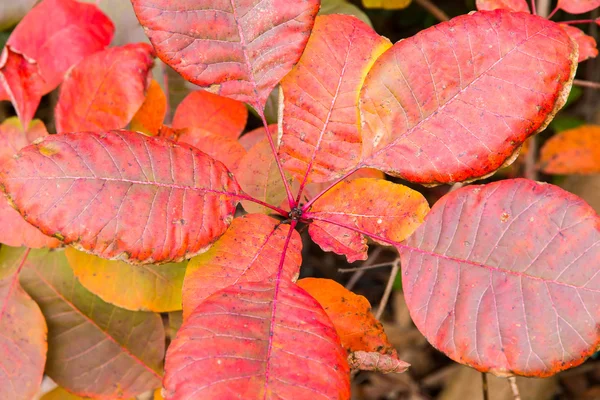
[362,0,412,9]
[130,79,167,136]
[540,125,600,174]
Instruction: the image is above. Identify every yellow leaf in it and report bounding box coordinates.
[362,0,412,9]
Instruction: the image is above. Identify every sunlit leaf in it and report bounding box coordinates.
[557,0,600,14]
[475,0,530,12]
[540,125,600,174]
[131,79,168,136]
[560,24,598,62]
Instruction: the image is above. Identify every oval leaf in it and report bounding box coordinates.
[540,124,600,174]
[131,79,168,136]
[183,214,302,318]
[20,249,164,398]
[306,178,430,262]
[0,130,241,264]
[278,14,391,183]
[164,280,350,399]
[400,179,600,377]
[558,0,600,13]
[132,0,320,110]
[359,10,577,185]
[475,0,530,12]
[560,24,598,63]
[55,43,155,133]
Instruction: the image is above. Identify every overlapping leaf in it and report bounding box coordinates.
[475,0,530,11]
[0,130,241,264]
[558,0,600,13]
[540,125,600,174]
[306,178,430,262]
[279,15,391,184]
[560,25,598,62]
[132,0,320,109]
[320,0,372,27]
[20,249,164,398]
[238,124,277,151]
[65,248,186,312]
[55,43,154,133]
[131,79,167,136]
[183,214,302,318]
[400,179,600,377]
[359,10,577,185]
[0,0,114,127]
[164,280,350,399]
[175,128,247,172]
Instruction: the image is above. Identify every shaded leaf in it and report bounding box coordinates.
[175,127,247,172]
[560,24,598,62]
[20,249,164,397]
[362,0,412,9]
[475,0,530,12]
[164,280,350,399]
[65,248,186,312]
[172,90,248,139]
[400,179,600,377]
[540,125,600,174]
[348,351,410,374]
[238,124,277,151]
[132,0,320,110]
[558,0,600,14]
[0,0,113,127]
[40,386,135,400]
[279,15,391,183]
[0,247,47,400]
[183,214,301,318]
[0,130,240,264]
[359,10,577,185]
[167,311,183,340]
[131,79,168,136]
[319,0,372,27]
[55,43,155,133]
[307,178,430,262]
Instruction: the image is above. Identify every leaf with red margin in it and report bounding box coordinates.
[278,15,391,183]
[0,130,241,264]
[131,0,320,110]
[475,0,530,12]
[359,10,577,185]
[400,179,600,377]
[560,24,598,62]
[20,248,164,397]
[558,0,600,14]
[131,79,167,136]
[175,127,247,172]
[183,214,301,319]
[164,280,350,399]
[238,124,277,151]
[55,43,155,134]
[0,246,47,400]
[306,178,429,262]
[540,125,600,174]
[0,0,113,127]
[0,117,60,248]
[172,90,248,139]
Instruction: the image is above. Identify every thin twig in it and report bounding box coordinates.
[481,373,489,400]
[415,0,449,22]
[346,247,384,290]
[508,376,521,400]
[339,260,395,273]
[374,259,400,320]
[574,79,600,90]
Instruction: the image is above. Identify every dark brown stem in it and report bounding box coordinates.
[574,79,600,90]
[415,0,449,22]
[374,259,400,320]
[481,372,489,400]
[339,260,396,273]
[346,247,384,290]
[508,376,521,400]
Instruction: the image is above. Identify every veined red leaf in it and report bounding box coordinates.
[131,79,168,136]
[172,90,248,139]
[20,249,164,398]
[359,10,577,185]
[306,178,430,262]
[0,0,113,127]
[164,280,350,399]
[400,179,600,377]
[238,124,277,151]
[475,0,530,12]
[55,43,155,133]
[0,130,241,264]
[132,0,320,110]
[0,247,47,400]
[183,214,301,318]
[540,125,600,174]
[560,24,598,62]
[65,248,186,312]
[175,127,247,172]
[558,0,600,13]
[278,15,391,183]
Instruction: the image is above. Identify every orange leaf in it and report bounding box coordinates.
[238,124,277,151]
[540,125,600,174]
[176,127,247,172]
[560,25,598,62]
[130,79,167,136]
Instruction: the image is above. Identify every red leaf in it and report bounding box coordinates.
[183,214,302,318]
[475,0,530,12]
[560,24,598,62]
[278,15,391,183]
[359,10,577,185]
[131,79,168,136]
[238,124,277,151]
[0,130,241,264]
[164,280,350,399]
[172,90,248,139]
[306,178,430,262]
[131,0,320,110]
[55,43,155,133]
[0,0,113,127]
[400,179,600,377]
[558,0,600,14]
[175,127,247,172]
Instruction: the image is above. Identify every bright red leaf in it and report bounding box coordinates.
[557,0,600,13]
[359,10,577,185]
[130,79,168,136]
[0,130,241,264]
[55,43,155,133]
[475,0,530,12]
[560,24,598,62]
[174,127,247,172]
[131,0,320,110]
[183,214,302,319]
[278,14,391,184]
[164,280,350,399]
[400,179,600,377]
